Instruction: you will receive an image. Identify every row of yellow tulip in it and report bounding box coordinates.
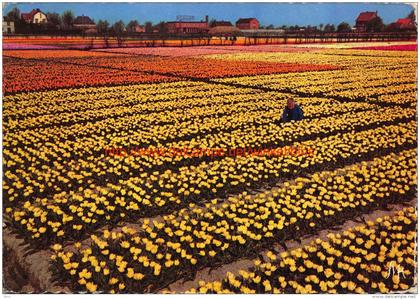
[290,76,415,94]
[5,90,285,131]
[5,120,415,247]
[4,81,209,117]
[3,99,384,209]
[214,62,415,103]
[292,41,416,50]
[4,104,412,215]
[215,65,415,91]
[377,91,416,106]
[4,98,370,159]
[207,49,416,67]
[186,207,417,294]
[7,89,370,136]
[3,92,348,153]
[4,82,261,122]
[50,149,416,293]
[326,83,416,101]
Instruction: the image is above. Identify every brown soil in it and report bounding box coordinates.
[2,228,70,293]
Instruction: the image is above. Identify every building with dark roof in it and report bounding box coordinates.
[355,11,379,31]
[210,21,233,28]
[73,15,97,33]
[74,15,95,25]
[236,18,259,30]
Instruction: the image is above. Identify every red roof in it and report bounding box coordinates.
[396,18,412,25]
[21,8,42,22]
[356,11,378,22]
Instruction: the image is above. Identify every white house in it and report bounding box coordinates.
[3,18,15,34]
[21,8,48,24]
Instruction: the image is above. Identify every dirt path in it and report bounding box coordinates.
[2,228,70,293]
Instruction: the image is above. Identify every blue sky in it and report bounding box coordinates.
[3,2,415,27]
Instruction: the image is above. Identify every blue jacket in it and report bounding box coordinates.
[282,105,304,122]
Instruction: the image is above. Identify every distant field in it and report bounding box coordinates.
[3,36,304,50]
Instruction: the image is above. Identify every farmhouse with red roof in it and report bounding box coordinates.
[165,16,210,34]
[21,8,47,24]
[236,18,259,30]
[387,17,416,32]
[395,18,416,30]
[355,11,379,31]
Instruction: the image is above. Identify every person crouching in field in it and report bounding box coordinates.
[282,98,304,122]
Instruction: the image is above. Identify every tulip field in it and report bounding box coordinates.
[2,42,418,294]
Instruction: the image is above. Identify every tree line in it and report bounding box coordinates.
[4,8,164,35]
